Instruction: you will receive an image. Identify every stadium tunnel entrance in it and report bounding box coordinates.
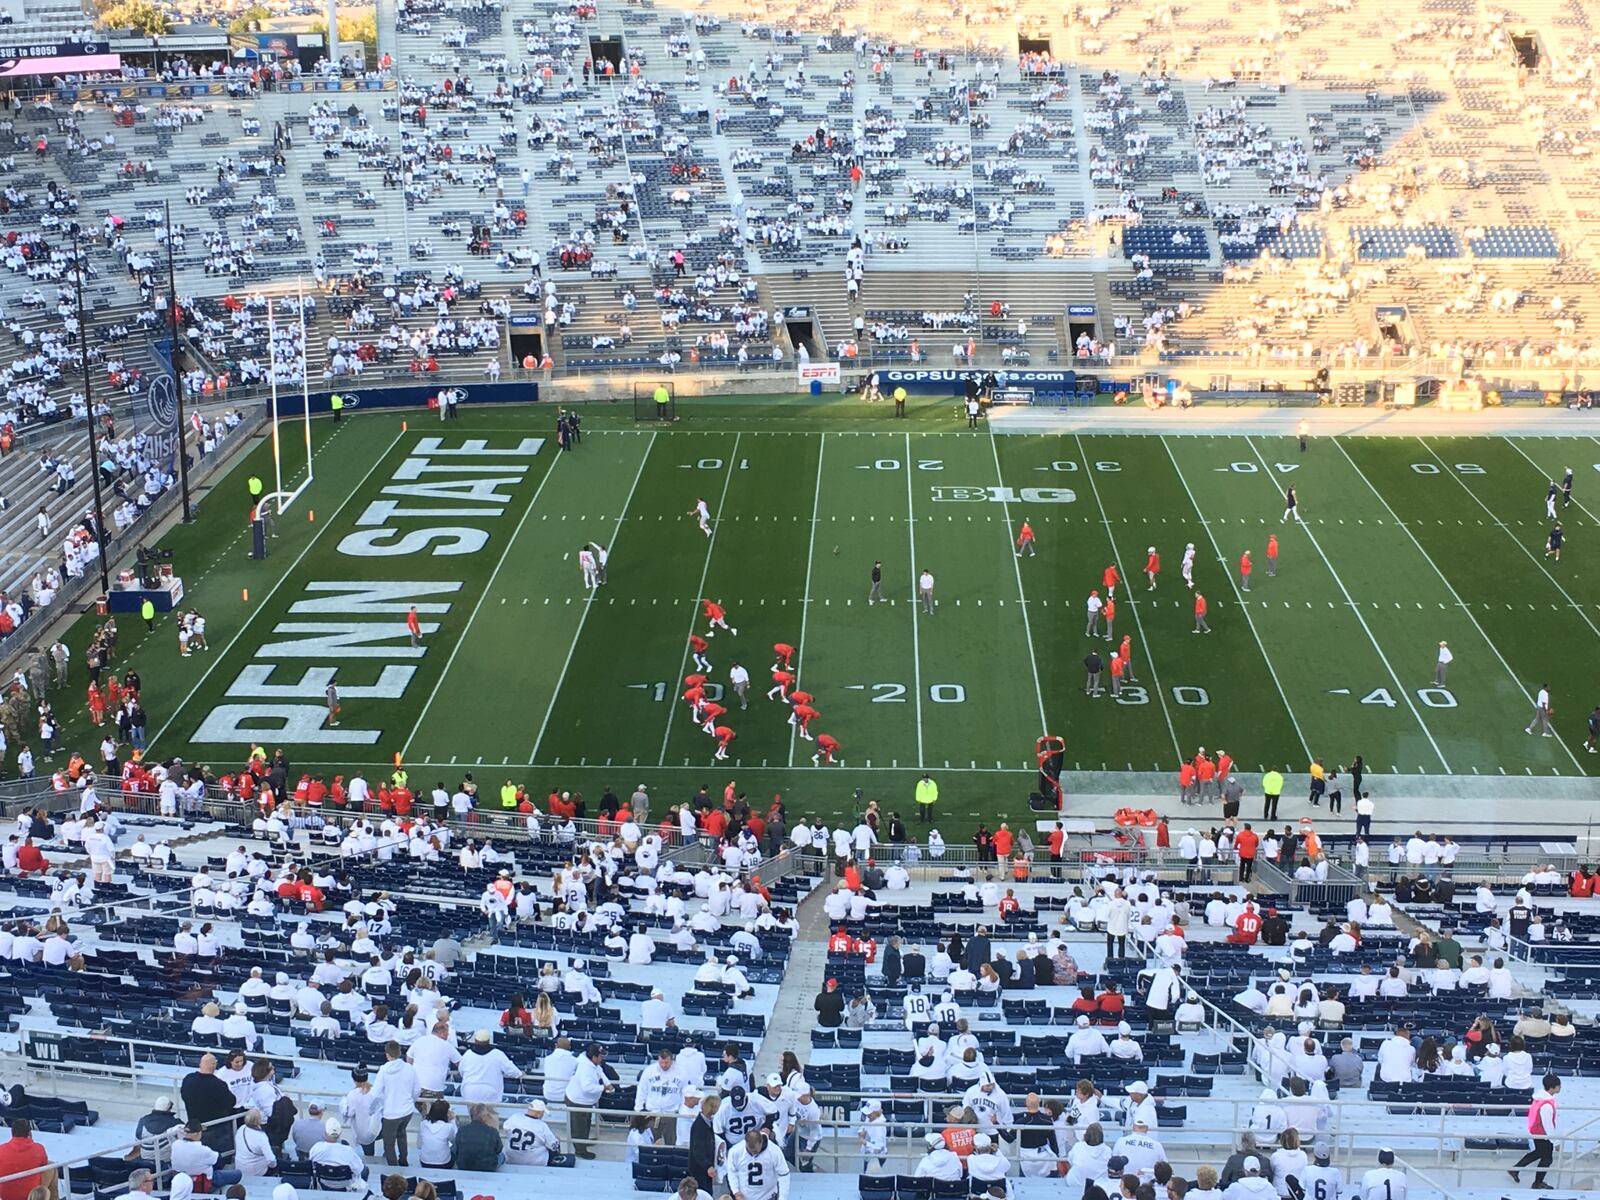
[509,324,545,367]
[1018,34,1051,58]
[590,36,625,74]
[782,305,823,360]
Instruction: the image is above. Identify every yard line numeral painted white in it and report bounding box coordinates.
[984,431,1048,738]
[1073,433,1181,760]
[1159,435,1314,762]
[151,429,407,753]
[530,432,657,765]
[657,432,743,766]
[1335,439,1583,773]
[402,446,569,759]
[1420,438,1600,644]
[905,432,926,768]
[1244,437,1449,772]
[788,433,825,767]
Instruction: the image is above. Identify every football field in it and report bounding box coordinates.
[81,400,1600,828]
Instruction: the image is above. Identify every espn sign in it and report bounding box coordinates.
[797,362,842,385]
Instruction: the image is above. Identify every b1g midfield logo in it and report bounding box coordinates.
[930,486,1075,503]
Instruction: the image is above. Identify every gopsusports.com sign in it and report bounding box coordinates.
[880,369,1082,396]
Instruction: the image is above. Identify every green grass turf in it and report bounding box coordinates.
[42,401,1600,841]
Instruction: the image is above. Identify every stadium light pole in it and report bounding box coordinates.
[164,199,194,522]
[69,226,112,598]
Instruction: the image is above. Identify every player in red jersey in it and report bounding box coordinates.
[1119,634,1137,683]
[1102,562,1120,599]
[685,672,708,689]
[811,733,842,766]
[689,634,712,672]
[702,599,736,638]
[1239,550,1253,593]
[790,703,819,740]
[713,725,736,762]
[682,683,706,721]
[788,689,814,709]
[773,642,796,670]
[1144,547,1160,590]
[766,669,795,701]
[700,701,728,736]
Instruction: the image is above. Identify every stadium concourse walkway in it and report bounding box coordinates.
[1059,772,1596,835]
[992,404,1600,438]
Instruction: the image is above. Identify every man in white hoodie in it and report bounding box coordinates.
[460,1028,522,1102]
[374,1041,420,1166]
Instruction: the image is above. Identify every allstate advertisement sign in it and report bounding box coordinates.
[880,369,1079,395]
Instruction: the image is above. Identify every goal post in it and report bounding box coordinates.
[633,379,677,422]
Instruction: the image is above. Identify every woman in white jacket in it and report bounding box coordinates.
[1065,1123,1111,1192]
[234,1110,277,1177]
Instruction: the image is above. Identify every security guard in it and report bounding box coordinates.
[139,597,156,631]
[914,773,938,822]
[500,779,519,810]
[653,384,672,421]
[330,393,344,422]
[893,386,907,417]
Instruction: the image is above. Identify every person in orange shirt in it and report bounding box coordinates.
[1102,597,1116,643]
[791,703,819,740]
[1109,651,1125,698]
[1216,749,1233,785]
[1102,562,1120,599]
[812,733,841,766]
[1195,752,1216,799]
[1119,634,1137,682]
[1016,520,1036,557]
[712,725,736,762]
[1144,547,1160,590]
[407,606,423,648]
[1234,823,1261,881]
[682,682,707,722]
[701,598,735,637]
[1178,760,1196,804]
[993,823,1014,858]
[1048,822,1066,875]
[689,634,712,672]
[699,701,728,736]
[766,669,795,701]
[1239,550,1252,592]
[1266,533,1279,577]
[772,642,796,670]
[1193,592,1210,634]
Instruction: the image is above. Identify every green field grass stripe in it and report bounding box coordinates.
[1419,437,1600,645]
[148,426,408,753]
[656,432,743,766]
[400,442,567,759]
[528,431,658,765]
[904,431,925,767]
[788,432,825,767]
[1243,437,1449,771]
[1159,435,1313,761]
[1072,433,1182,760]
[1334,438,1583,774]
[987,429,1048,738]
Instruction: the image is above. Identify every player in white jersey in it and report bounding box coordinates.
[690,498,713,536]
[726,1129,791,1200]
[1359,1149,1406,1200]
[1546,481,1559,520]
[578,547,598,588]
[1181,543,1197,589]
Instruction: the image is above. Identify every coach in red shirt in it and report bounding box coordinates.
[1235,824,1260,883]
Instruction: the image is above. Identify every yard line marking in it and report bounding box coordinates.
[657,432,743,766]
[401,439,568,760]
[1419,438,1600,646]
[151,428,408,753]
[1334,439,1581,772]
[1245,437,1448,771]
[1159,436,1313,762]
[788,433,825,767]
[905,432,926,767]
[1074,433,1180,760]
[528,432,657,766]
[987,431,1047,738]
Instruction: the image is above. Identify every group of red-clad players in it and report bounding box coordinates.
[684,599,842,766]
